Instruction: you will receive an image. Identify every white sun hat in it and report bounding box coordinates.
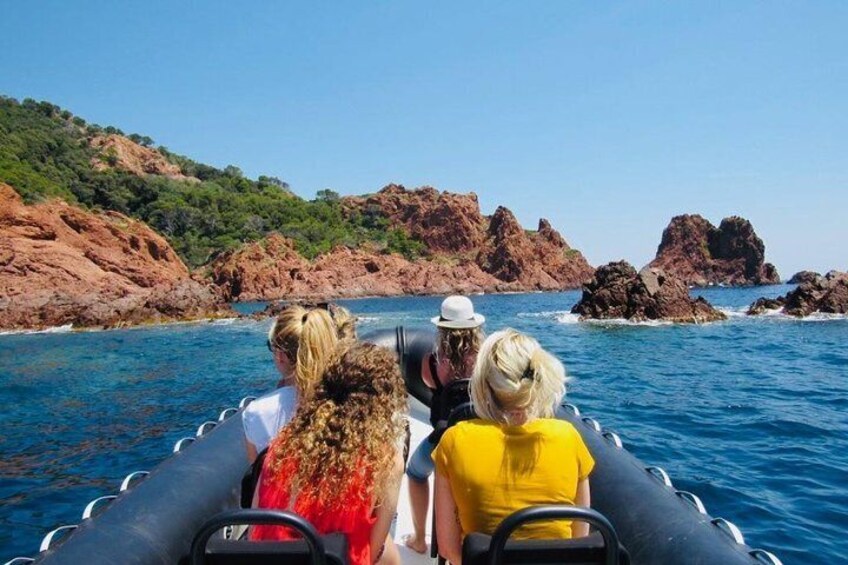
[430,295,485,329]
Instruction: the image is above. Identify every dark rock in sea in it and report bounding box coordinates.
[748,271,848,317]
[788,270,821,285]
[572,261,727,323]
[747,296,786,315]
[648,214,780,286]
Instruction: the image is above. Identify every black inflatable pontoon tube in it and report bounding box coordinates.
[36,415,248,565]
[189,509,326,565]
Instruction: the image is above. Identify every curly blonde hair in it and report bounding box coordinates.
[266,340,407,509]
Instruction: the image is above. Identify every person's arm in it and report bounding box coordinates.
[371,451,404,564]
[434,470,463,565]
[572,478,591,538]
[245,439,258,464]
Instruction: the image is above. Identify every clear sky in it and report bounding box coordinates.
[2,2,846,276]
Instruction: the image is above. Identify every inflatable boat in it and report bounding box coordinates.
[7,327,783,565]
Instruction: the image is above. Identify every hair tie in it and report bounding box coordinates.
[521,364,535,381]
[302,313,309,324]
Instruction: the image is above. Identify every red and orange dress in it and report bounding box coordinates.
[250,458,377,565]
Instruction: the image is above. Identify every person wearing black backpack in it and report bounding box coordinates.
[403,295,484,555]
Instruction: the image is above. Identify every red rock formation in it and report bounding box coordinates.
[209,233,505,301]
[350,184,593,287]
[0,183,231,330]
[477,208,593,290]
[572,261,726,323]
[90,134,194,180]
[216,185,595,301]
[343,184,486,253]
[649,214,780,286]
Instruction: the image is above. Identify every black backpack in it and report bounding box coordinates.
[428,355,476,443]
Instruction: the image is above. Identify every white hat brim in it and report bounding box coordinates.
[430,313,485,329]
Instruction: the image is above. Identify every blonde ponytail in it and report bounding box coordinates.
[470,329,567,424]
[268,305,340,397]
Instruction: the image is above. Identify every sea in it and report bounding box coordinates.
[1,286,846,563]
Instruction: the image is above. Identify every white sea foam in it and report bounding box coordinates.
[355,315,381,325]
[517,310,572,319]
[717,306,749,318]
[578,317,675,327]
[0,323,74,336]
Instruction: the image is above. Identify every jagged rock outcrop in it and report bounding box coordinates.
[649,214,780,286]
[343,184,486,253]
[788,270,821,285]
[217,184,595,300]
[355,185,594,287]
[90,134,194,180]
[477,208,593,289]
[572,261,726,323]
[0,183,232,330]
[748,271,848,317]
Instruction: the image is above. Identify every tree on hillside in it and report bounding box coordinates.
[315,189,340,203]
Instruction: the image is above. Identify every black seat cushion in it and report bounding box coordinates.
[200,533,348,565]
[462,531,630,565]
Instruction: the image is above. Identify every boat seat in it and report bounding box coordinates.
[189,509,348,565]
[461,505,628,565]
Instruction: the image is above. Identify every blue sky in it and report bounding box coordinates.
[1,2,846,275]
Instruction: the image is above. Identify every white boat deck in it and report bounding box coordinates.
[393,398,437,564]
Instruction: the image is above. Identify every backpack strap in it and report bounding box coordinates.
[428,353,443,393]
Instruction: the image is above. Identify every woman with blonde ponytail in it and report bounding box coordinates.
[242,303,353,463]
[433,329,595,564]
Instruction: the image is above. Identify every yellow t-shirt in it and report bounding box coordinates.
[432,418,595,540]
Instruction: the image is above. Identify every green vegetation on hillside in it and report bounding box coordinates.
[0,96,424,266]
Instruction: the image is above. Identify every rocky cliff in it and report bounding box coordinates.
[214,184,594,301]
[0,183,232,330]
[210,233,504,301]
[648,215,780,286]
[572,261,726,323]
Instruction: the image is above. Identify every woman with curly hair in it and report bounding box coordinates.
[250,340,407,565]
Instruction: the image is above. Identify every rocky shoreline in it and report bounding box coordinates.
[1,176,817,331]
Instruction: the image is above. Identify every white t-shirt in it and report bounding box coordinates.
[242,386,298,453]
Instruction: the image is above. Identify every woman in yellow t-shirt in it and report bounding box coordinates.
[432,329,594,564]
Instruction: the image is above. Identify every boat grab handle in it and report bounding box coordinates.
[750,549,784,565]
[645,466,673,487]
[119,471,149,492]
[39,525,77,552]
[82,495,117,519]
[711,518,745,544]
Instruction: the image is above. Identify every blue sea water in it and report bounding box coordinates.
[1,287,847,563]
